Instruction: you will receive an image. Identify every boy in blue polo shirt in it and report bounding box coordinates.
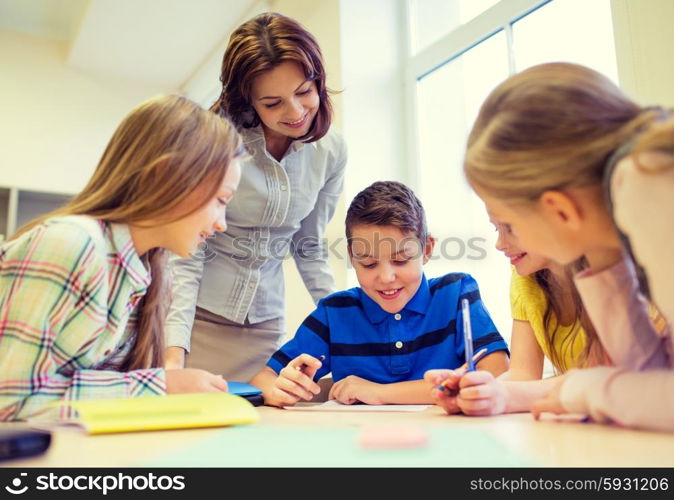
[250,181,509,406]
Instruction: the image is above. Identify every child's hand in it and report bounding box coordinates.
[424,369,463,414]
[455,371,507,416]
[165,368,228,393]
[268,354,323,407]
[328,375,383,405]
[531,375,567,419]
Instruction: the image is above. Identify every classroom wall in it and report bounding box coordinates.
[612,0,674,107]
[339,0,407,287]
[0,30,169,195]
[182,0,271,105]
[267,0,348,337]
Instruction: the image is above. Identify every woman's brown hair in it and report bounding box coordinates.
[12,94,243,371]
[211,12,333,142]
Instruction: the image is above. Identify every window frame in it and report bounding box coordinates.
[402,0,550,190]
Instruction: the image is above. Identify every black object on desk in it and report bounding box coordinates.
[0,429,51,461]
[228,381,264,407]
[241,394,264,407]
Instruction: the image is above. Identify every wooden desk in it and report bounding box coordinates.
[5,406,674,467]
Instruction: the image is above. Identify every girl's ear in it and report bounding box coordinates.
[422,235,436,264]
[538,190,582,230]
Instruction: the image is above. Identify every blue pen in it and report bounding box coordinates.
[436,300,481,394]
[462,298,475,372]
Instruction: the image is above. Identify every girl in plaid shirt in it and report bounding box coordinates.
[0,94,243,420]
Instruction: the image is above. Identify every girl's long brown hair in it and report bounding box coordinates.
[533,260,605,372]
[211,12,333,142]
[12,94,243,370]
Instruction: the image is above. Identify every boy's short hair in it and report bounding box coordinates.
[345,181,428,245]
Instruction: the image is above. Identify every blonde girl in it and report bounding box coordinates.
[0,94,243,420]
[461,62,673,431]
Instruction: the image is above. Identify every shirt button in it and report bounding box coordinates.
[395,341,403,349]
[280,184,287,191]
[394,313,402,320]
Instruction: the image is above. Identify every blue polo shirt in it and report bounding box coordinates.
[267,273,509,383]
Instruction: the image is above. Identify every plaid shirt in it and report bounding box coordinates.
[0,216,166,421]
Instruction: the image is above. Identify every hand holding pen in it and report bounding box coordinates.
[437,298,517,416]
[427,349,519,416]
[433,298,479,395]
[437,348,489,394]
[274,353,325,406]
[422,345,486,388]
[424,298,485,414]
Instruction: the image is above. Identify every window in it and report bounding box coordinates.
[416,31,510,328]
[407,0,618,337]
[513,0,618,81]
[409,0,499,54]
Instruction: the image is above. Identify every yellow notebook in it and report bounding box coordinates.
[64,393,260,434]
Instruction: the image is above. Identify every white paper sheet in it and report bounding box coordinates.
[283,400,431,412]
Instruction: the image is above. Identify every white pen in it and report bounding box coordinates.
[462,298,475,372]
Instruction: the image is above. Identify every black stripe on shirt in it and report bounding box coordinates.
[407,319,458,353]
[474,332,510,355]
[271,350,293,368]
[430,273,466,295]
[331,319,459,357]
[322,296,363,309]
[457,290,481,308]
[301,315,331,344]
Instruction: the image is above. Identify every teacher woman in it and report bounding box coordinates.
[164,12,347,381]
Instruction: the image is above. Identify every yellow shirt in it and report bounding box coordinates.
[509,268,586,371]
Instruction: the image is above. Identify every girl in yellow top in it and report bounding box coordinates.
[427,220,607,415]
[509,248,595,374]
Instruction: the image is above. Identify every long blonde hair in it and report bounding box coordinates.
[464,62,666,201]
[12,94,243,370]
[463,63,659,369]
[633,119,674,172]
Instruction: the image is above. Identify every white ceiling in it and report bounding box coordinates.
[0,0,88,40]
[0,0,259,88]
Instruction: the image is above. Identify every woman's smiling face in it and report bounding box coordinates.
[250,61,319,142]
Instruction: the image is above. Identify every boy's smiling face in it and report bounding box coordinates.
[349,224,434,314]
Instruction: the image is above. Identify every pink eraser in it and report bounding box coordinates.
[357,424,428,449]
